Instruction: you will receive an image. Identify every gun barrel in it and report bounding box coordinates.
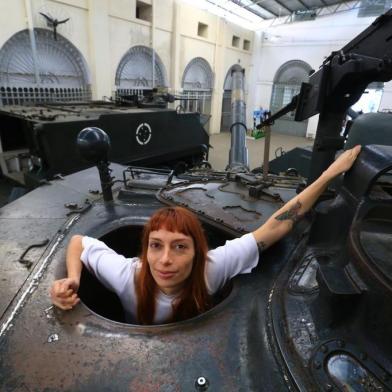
[228,65,249,171]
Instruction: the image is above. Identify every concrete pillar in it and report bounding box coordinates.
[210,17,225,134]
[87,0,112,100]
[171,0,181,93]
[24,0,40,85]
[151,0,156,87]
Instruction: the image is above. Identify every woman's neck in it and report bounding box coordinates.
[158,284,183,296]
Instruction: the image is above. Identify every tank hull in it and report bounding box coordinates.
[0,165,304,391]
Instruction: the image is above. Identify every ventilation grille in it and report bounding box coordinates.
[0,86,90,105]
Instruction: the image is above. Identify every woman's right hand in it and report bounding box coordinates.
[323,145,361,180]
[50,278,80,310]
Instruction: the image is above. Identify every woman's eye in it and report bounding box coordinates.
[149,242,161,249]
[175,244,187,250]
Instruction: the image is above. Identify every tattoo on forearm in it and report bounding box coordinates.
[257,241,267,252]
[275,201,303,223]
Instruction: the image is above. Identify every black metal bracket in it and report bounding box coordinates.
[123,166,175,187]
[65,199,92,216]
[256,98,296,129]
[314,136,345,151]
[18,239,50,269]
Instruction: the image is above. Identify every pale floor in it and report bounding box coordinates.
[208,131,313,170]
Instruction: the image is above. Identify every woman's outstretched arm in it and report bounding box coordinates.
[50,235,83,310]
[252,145,361,250]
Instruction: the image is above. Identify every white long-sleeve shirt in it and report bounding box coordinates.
[81,233,259,324]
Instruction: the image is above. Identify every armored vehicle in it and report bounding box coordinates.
[1,11,392,391]
[0,94,209,188]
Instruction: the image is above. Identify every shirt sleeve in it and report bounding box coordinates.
[205,232,259,294]
[80,236,136,295]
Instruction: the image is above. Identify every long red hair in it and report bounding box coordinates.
[136,207,211,324]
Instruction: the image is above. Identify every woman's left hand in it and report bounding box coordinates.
[324,145,361,179]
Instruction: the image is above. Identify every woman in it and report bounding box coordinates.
[50,145,361,324]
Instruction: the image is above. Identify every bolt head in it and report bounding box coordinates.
[195,376,209,391]
[197,377,206,386]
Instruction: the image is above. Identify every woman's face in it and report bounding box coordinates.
[147,229,195,295]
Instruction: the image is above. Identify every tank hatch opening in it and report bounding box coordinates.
[78,223,234,324]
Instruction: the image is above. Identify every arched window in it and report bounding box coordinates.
[115,45,167,98]
[0,28,91,105]
[180,57,213,131]
[221,64,246,132]
[182,57,213,90]
[270,60,312,136]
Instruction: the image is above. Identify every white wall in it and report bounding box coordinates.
[0,0,27,47]
[0,1,390,138]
